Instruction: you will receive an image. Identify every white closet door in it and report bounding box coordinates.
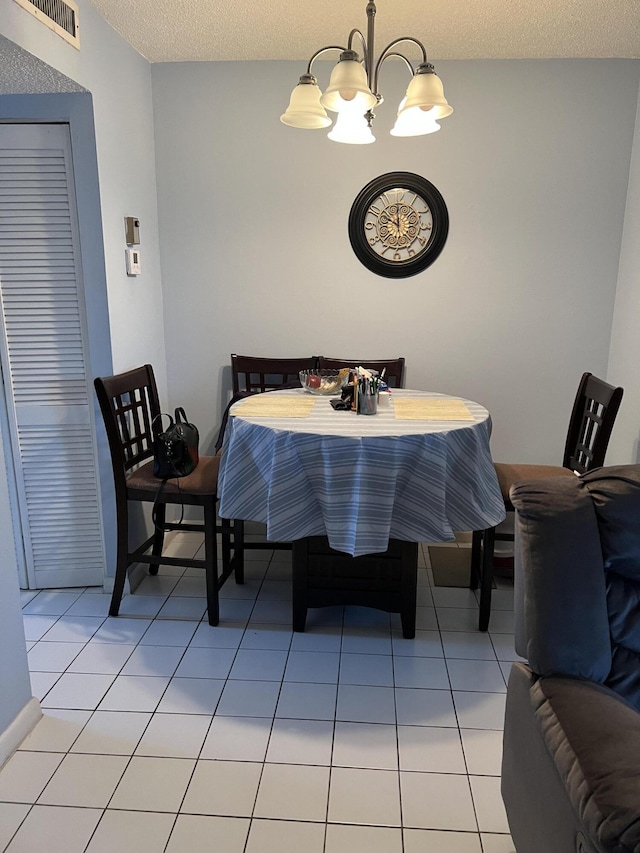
[0,123,106,588]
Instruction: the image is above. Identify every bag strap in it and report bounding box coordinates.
[152,412,174,436]
[174,407,191,426]
[152,479,185,533]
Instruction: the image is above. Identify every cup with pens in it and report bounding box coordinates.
[352,367,380,415]
[331,366,382,413]
[357,377,379,415]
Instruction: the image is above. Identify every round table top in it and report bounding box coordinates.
[228,387,492,438]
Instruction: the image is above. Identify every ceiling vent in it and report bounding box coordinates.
[12,0,80,49]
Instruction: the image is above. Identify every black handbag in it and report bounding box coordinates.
[152,407,199,480]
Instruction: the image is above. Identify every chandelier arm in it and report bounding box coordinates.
[379,52,415,76]
[306,45,348,75]
[346,29,367,62]
[373,37,428,95]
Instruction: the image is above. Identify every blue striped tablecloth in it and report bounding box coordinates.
[217,389,505,557]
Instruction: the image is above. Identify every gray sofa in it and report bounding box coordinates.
[501,465,640,853]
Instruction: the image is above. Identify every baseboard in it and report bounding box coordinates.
[126,562,147,593]
[101,570,135,595]
[0,698,42,769]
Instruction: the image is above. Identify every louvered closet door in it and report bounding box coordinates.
[0,123,106,588]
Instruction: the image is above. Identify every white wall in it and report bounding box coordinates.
[152,58,640,463]
[608,84,640,464]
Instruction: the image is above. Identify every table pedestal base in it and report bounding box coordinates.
[292,537,418,639]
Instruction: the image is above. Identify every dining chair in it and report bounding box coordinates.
[231,354,319,394]
[94,364,243,626]
[317,356,405,388]
[471,371,623,631]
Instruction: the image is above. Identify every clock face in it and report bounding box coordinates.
[364,188,433,263]
[349,172,448,278]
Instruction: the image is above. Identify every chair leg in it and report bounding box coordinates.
[109,501,130,617]
[204,500,219,626]
[219,516,245,585]
[478,526,495,632]
[233,518,245,584]
[149,503,165,576]
[291,539,308,632]
[220,515,231,573]
[470,530,482,590]
[400,543,418,640]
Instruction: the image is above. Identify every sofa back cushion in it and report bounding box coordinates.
[512,465,640,711]
[583,467,640,709]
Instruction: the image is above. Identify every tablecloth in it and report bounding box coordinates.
[217,388,505,557]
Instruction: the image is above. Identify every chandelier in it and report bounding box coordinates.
[280,0,453,144]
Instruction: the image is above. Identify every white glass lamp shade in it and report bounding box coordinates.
[327,109,375,144]
[391,99,441,137]
[280,79,332,129]
[320,58,377,113]
[402,69,453,119]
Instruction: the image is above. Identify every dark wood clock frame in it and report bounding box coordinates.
[348,171,449,279]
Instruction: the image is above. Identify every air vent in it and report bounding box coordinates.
[12,0,80,49]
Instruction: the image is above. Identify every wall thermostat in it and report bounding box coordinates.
[125,216,140,245]
[125,247,141,276]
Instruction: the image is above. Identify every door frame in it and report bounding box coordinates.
[0,360,27,587]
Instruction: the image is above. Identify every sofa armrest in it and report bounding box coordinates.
[502,663,598,853]
[503,662,640,853]
[533,673,640,852]
[511,476,611,681]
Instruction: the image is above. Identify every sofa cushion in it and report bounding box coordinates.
[126,454,220,496]
[583,467,640,580]
[606,571,640,709]
[533,675,640,852]
[583,467,640,710]
[496,462,574,503]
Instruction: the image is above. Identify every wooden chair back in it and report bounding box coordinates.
[317,357,405,388]
[231,354,319,394]
[563,372,624,474]
[94,364,159,488]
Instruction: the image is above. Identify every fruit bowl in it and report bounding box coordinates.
[299,369,347,396]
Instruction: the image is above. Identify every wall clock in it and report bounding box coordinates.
[348,172,449,278]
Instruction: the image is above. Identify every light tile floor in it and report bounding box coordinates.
[2,528,520,852]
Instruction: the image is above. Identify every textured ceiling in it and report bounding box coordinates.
[86,0,640,63]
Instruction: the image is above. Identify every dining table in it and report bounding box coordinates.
[217,387,506,637]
